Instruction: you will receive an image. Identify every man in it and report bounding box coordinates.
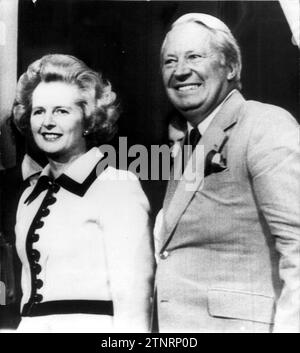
[154,13,300,333]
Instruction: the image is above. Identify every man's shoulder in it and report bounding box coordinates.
[233,99,299,155]
[241,99,298,126]
[238,100,299,131]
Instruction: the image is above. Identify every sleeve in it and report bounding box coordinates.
[101,171,155,332]
[246,107,300,332]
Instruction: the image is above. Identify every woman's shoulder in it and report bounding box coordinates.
[95,165,149,206]
[96,164,139,183]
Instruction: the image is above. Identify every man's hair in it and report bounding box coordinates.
[161,13,242,90]
[13,54,120,147]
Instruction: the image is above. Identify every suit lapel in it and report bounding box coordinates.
[161,91,245,250]
[163,126,226,238]
[163,134,187,212]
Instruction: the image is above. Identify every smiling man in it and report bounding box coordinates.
[154,13,300,333]
[161,16,238,125]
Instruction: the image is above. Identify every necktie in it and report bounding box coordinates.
[189,127,201,151]
[180,128,202,175]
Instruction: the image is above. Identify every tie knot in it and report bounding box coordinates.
[189,128,201,150]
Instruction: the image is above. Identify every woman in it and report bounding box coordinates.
[12,54,154,332]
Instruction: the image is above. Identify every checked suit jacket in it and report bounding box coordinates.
[155,91,300,333]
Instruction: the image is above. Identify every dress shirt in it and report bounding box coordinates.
[21,154,43,187]
[187,89,237,136]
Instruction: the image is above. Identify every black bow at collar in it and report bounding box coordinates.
[25,161,106,205]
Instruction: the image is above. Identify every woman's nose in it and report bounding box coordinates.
[42,112,56,128]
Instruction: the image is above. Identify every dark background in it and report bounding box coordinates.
[17,0,299,214]
[18,0,299,135]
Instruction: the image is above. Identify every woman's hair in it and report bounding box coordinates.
[13,54,120,147]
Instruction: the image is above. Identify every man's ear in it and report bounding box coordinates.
[226,62,238,81]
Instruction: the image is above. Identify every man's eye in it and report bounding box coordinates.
[187,54,203,62]
[164,58,177,66]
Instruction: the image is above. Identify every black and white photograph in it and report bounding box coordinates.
[0,0,299,335]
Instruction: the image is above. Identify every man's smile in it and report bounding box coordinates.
[173,83,202,92]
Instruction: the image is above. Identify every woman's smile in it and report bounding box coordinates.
[40,132,63,141]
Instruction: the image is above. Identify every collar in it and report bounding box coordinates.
[25,147,106,205]
[187,89,238,136]
[21,154,43,182]
[41,147,105,183]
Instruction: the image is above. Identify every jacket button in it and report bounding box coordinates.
[34,279,43,289]
[33,293,43,303]
[32,263,42,274]
[35,220,44,229]
[31,249,40,261]
[31,233,40,242]
[45,195,57,206]
[41,208,50,217]
[160,250,169,260]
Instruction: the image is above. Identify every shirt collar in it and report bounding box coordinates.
[21,154,43,182]
[187,89,237,135]
[25,147,106,204]
[40,147,104,183]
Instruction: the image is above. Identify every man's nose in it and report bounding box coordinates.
[174,59,191,79]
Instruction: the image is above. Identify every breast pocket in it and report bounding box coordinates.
[205,167,232,184]
[197,169,236,199]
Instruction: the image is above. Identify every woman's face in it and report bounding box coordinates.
[30,81,87,163]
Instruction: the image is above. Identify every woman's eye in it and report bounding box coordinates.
[55,108,68,115]
[32,109,43,116]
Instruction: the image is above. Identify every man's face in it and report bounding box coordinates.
[162,22,231,123]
